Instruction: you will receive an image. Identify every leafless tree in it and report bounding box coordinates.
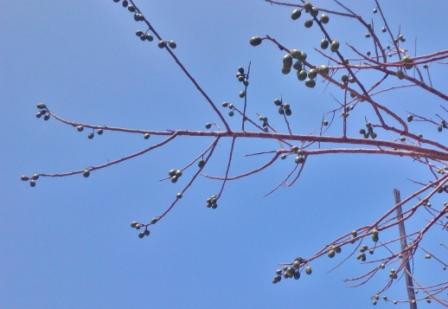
[23,0,448,306]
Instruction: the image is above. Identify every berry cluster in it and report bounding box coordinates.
[272,257,313,284]
[168,169,182,183]
[35,103,50,121]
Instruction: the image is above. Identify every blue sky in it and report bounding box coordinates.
[1,1,448,308]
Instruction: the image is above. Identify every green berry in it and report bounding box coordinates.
[308,68,318,79]
[303,2,313,12]
[36,102,47,109]
[297,70,307,81]
[320,14,329,24]
[304,19,313,28]
[249,36,262,46]
[168,40,177,49]
[320,39,329,49]
[318,65,329,76]
[305,79,316,88]
[330,40,340,52]
[283,54,293,68]
[291,8,301,20]
[305,266,312,275]
[310,7,318,17]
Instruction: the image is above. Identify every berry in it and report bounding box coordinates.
[297,70,307,81]
[83,169,90,178]
[291,8,301,20]
[305,79,316,88]
[36,102,47,109]
[320,14,329,24]
[320,39,329,49]
[249,36,262,46]
[304,19,313,28]
[308,68,318,79]
[330,40,340,52]
[168,40,177,49]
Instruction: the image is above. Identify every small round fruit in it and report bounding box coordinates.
[330,40,340,52]
[291,8,301,20]
[319,65,329,76]
[305,79,316,88]
[304,19,313,28]
[297,70,307,81]
[83,169,90,178]
[308,68,318,79]
[303,2,313,12]
[283,54,293,68]
[36,102,47,109]
[168,40,177,49]
[320,39,329,49]
[305,266,312,275]
[249,36,262,46]
[320,14,329,24]
[310,7,318,17]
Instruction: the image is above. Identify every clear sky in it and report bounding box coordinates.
[1,1,447,308]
